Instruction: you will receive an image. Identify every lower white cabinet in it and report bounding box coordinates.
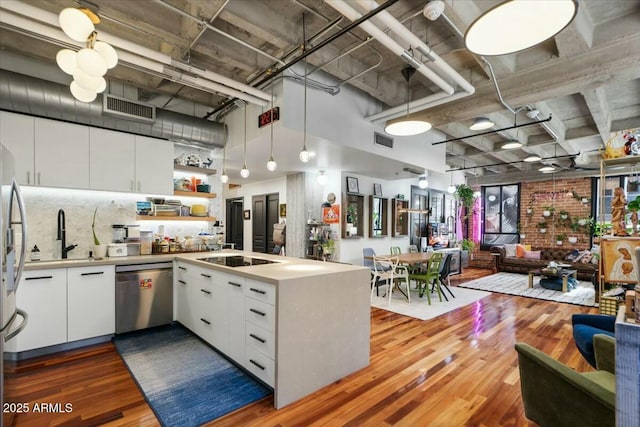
[174,262,193,330]
[189,265,228,353]
[67,265,115,341]
[220,272,246,363]
[7,269,67,352]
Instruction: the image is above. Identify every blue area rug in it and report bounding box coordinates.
[114,324,272,426]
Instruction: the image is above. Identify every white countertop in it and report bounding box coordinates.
[24,250,367,283]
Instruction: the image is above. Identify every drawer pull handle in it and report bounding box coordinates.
[228,281,242,287]
[178,280,186,285]
[249,308,266,317]
[201,273,211,278]
[25,276,53,280]
[249,359,265,371]
[200,289,211,295]
[81,271,105,276]
[200,318,211,325]
[250,288,266,295]
[249,333,266,344]
[178,266,187,271]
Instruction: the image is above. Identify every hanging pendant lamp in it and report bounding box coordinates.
[464,0,578,56]
[266,80,278,171]
[299,14,310,163]
[385,65,432,137]
[220,113,229,184]
[240,106,250,178]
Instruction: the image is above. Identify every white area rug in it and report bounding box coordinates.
[371,286,491,320]
[458,272,596,307]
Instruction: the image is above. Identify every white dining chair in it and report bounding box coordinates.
[371,256,410,304]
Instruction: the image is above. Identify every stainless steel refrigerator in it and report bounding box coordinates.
[0,145,28,427]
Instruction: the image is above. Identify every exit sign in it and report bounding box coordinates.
[258,107,280,128]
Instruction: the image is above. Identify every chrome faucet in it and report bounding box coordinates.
[57,209,77,259]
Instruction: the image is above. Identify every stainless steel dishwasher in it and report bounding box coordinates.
[115,262,173,334]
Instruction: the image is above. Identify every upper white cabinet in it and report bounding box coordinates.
[89,128,136,192]
[34,117,90,188]
[135,135,173,195]
[0,111,35,185]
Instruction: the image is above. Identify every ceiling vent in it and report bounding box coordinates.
[374,132,394,149]
[103,94,156,123]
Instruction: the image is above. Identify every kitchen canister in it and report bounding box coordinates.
[140,231,153,255]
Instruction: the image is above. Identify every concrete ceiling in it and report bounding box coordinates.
[1,0,639,185]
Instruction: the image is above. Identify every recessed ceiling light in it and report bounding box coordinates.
[464,0,578,56]
[539,165,555,173]
[469,117,495,131]
[524,155,542,162]
[501,141,522,149]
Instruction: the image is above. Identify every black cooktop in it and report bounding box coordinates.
[197,255,279,267]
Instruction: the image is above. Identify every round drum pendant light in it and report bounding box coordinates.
[385,65,431,137]
[465,0,578,56]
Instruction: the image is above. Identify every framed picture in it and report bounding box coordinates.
[279,203,287,217]
[601,238,640,283]
[243,210,251,220]
[373,183,382,196]
[346,176,359,194]
[322,204,340,224]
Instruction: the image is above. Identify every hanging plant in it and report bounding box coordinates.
[454,184,476,210]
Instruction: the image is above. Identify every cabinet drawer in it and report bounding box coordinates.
[246,322,275,359]
[193,311,215,345]
[245,347,275,387]
[175,262,190,282]
[245,279,276,305]
[245,298,275,331]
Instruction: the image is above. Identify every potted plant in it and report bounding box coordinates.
[537,221,547,233]
[577,217,589,226]
[91,208,107,259]
[526,207,534,216]
[558,210,569,220]
[568,236,578,244]
[556,233,566,245]
[453,184,476,217]
[542,206,554,217]
[627,196,640,235]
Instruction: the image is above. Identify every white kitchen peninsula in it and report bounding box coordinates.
[175,251,371,409]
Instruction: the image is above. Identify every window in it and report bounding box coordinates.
[481,184,520,248]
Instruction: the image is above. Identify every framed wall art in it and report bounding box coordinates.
[346,176,359,194]
[243,210,251,220]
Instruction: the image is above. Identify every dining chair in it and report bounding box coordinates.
[437,253,456,301]
[390,246,401,255]
[408,245,419,253]
[370,256,410,304]
[408,252,443,304]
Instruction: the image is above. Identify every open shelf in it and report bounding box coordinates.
[137,215,217,222]
[174,165,217,175]
[173,190,217,198]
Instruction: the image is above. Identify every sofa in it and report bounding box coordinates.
[490,245,597,281]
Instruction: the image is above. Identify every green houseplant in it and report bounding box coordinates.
[454,184,476,210]
[628,196,640,235]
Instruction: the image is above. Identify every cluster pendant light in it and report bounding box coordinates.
[465,0,578,56]
[55,8,118,102]
[220,113,229,184]
[266,81,278,172]
[240,107,250,179]
[385,65,432,137]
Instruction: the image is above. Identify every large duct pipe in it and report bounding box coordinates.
[0,70,225,148]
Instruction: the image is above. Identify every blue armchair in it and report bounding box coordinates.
[572,314,615,368]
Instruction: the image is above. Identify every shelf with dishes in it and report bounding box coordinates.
[136,215,217,222]
[174,165,217,175]
[173,190,217,198]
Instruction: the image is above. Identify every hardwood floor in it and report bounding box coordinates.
[7,268,598,426]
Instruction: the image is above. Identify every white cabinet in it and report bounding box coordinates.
[89,128,136,192]
[34,117,89,188]
[134,135,173,195]
[0,111,35,185]
[174,261,193,330]
[67,265,115,341]
[244,278,276,386]
[190,264,228,352]
[219,272,246,363]
[6,268,67,352]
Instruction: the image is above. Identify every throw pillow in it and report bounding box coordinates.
[581,252,593,264]
[516,244,531,258]
[524,250,541,260]
[504,244,517,257]
[565,249,580,262]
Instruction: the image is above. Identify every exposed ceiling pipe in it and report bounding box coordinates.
[0,1,271,105]
[324,0,455,96]
[355,0,475,95]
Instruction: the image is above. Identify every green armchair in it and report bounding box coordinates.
[515,334,615,427]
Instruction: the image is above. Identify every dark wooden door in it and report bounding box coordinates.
[252,193,279,253]
[226,197,243,250]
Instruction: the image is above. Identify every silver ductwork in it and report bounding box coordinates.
[0,70,225,149]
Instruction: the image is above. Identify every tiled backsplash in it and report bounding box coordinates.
[19,187,220,261]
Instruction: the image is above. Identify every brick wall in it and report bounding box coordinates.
[469,177,593,268]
